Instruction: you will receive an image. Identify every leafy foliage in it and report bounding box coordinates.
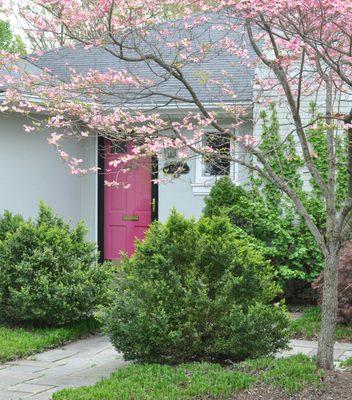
[204,176,322,282]
[101,210,289,364]
[0,210,24,241]
[0,202,112,327]
[0,20,25,53]
[204,103,348,283]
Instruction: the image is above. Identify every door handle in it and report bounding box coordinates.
[152,198,156,213]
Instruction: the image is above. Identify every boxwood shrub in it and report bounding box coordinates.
[101,210,289,363]
[0,203,112,327]
[0,210,24,241]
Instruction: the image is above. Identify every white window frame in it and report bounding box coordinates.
[192,131,237,195]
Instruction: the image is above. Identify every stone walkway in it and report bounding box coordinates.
[0,337,352,400]
[279,339,352,361]
[0,335,126,400]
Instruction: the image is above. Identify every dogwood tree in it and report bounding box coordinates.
[0,0,351,369]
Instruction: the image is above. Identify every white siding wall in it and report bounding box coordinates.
[252,64,352,190]
[0,113,97,241]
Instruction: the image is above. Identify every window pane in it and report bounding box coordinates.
[203,133,230,176]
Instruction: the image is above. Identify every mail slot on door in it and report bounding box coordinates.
[122,215,139,221]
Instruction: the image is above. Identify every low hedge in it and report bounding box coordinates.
[0,203,112,327]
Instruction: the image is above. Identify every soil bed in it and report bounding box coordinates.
[235,370,352,400]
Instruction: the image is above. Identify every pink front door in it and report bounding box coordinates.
[104,141,152,259]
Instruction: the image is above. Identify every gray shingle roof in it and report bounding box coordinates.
[0,58,48,92]
[29,12,256,107]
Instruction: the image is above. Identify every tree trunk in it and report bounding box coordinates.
[317,247,339,369]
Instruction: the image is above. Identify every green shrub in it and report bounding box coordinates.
[204,177,323,282]
[203,177,287,247]
[0,202,112,327]
[101,210,289,363]
[0,210,24,241]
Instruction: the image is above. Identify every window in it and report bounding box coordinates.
[164,147,177,159]
[202,133,231,177]
[192,131,235,195]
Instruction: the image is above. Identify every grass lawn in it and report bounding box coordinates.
[0,318,99,362]
[53,355,323,400]
[290,307,352,342]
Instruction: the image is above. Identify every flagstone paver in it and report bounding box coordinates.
[0,336,352,400]
[278,339,352,363]
[0,335,127,400]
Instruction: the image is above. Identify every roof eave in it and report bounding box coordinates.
[0,92,253,117]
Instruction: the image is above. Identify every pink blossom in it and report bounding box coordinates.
[23,125,35,133]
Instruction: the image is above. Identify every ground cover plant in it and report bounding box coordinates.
[100,211,289,364]
[340,357,352,369]
[0,203,112,327]
[290,307,352,342]
[0,318,98,362]
[52,355,323,400]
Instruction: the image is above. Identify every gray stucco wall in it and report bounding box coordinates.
[0,112,250,241]
[0,113,97,241]
[159,157,205,221]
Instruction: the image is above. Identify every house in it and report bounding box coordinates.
[0,12,349,260]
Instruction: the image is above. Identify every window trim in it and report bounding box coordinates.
[192,131,236,195]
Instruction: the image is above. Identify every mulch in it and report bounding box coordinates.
[232,370,352,400]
